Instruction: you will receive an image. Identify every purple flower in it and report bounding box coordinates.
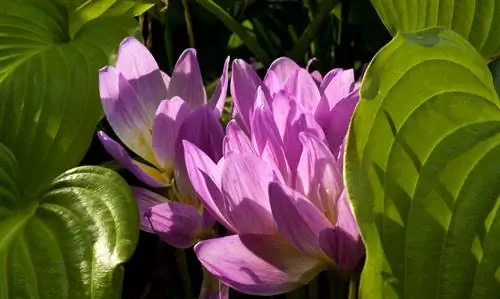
[97,36,229,248]
[184,58,364,295]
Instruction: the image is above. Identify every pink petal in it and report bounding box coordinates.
[133,187,203,248]
[319,191,364,273]
[183,140,236,232]
[318,91,359,157]
[209,57,230,117]
[152,97,191,169]
[264,57,301,94]
[195,234,325,296]
[167,48,207,108]
[175,105,224,181]
[221,154,276,234]
[230,59,262,132]
[296,132,343,222]
[132,186,163,233]
[283,68,321,114]
[160,70,171,87]
[99,66,157,164]
[269,182,333,259]
[223,120,255,156]
[97,131,166,188]
[319,69,355,110]
[318,68,344,93]
[115,37,168,118]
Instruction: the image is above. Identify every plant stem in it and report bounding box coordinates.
[308,276,319,298]
[328,270,349,299]
[195,0,270,65]
[175,248,193,298]
[288,0,340,62]
[182,0,196,48]
[161,11,174,72]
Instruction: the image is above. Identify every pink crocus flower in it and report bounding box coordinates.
[97,36,229,249]
[184,58,364,295]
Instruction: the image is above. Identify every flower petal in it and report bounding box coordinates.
[230,59,262,132]
[183,140,236,232]
[319,69,355,110]
[318,68,344,94]
[264,57,301,94]
[152,97,191,168]
[97,131,166,188]
[99,66,156,163]
[209,57,230,117]
[223,120,255,156]
[221,154,276,234]
[115,37,168,118]
[195,234,325,296]
[318,191,364,273]
[167,48,207,108]
[134,187,203,248]
[269,182,333,260]
[283,68,321,114]
[132,186,163,233]
[296,132,343,221]
[319,91,359,157]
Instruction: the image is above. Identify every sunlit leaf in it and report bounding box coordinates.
[346,27,500,299]
[371,0,500,59]
[0,0,140,195]
[0,143,139,299]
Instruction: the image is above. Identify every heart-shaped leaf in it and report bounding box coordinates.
[0,142,139,299]
[345,27,500,299]
[0,0,145,195]
[370,0,500,59]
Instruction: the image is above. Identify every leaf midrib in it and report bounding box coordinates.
[0,201,38,251]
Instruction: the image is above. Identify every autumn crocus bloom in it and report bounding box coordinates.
[97,36,229,248]
[184,61,364,295]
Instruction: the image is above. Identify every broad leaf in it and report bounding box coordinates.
[0,143,139,299]
[0,0,142,195]
[345,27,500,299]
[370,0,500,59]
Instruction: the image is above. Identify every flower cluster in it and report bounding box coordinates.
[98,36,364,298]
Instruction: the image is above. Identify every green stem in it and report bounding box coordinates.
[348,271,360,299]
[175,248,193,298]
[308,276,319,298]
[328,270,349,299]
[162,11,174,72]
[195,0,270,64]
[288,0,340,62]
[182,0,196,48]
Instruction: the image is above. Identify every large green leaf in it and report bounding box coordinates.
[0,0,145,195]
[0,142,139,298]
[345,27,500,299]
[370,0,500,59]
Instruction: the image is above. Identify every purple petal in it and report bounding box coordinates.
[310,71,323,87]
[160,70,171,87]
[221,154,276,234]
[318,91,359,157]
[230,59,262,132]
[283,68,321,114]
[183,140,236,232]
[152,97,191,169]
[195,234,325,296]
[199,269,230,299]
[318,191,364,273]
[99,66,157,163]
[175,105,224,180]
[133,187,203,248]
[296,132,343,222]
[132,186,163,233]
[318,68,344,93]
[269,182,333,259]
[264,57,301,94]
[319,69,355,110]
[115,37,168,118]
[97,131,166,188]
[167,48,207,108]
[223,120,255,156]
[209,57,230,117]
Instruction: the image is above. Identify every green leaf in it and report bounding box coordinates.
[345,27,500,299]
[0,143,139,299]
[0,0,139,195]
[371,0,500,59]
